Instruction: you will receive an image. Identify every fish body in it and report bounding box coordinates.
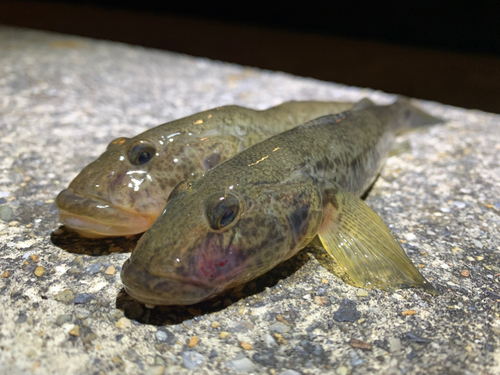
[56,101,354,238]
[121,98,440,306]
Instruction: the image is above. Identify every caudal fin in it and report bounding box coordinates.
[393,97,444,134]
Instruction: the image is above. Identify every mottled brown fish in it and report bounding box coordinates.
[121,98,440,306]
[56,101,354,238]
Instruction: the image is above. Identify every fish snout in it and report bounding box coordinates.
[120,257,220,306]
[56,188,155,238]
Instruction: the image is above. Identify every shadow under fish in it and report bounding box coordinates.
[50,225,139,256]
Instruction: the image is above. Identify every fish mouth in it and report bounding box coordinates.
[56,188,156,238]
[121,258,220,306]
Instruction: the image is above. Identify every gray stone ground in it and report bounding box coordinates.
[0,26,499,375]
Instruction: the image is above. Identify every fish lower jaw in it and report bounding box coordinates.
[122,284,217,306]
[121,259,220,306]
[56,188,158,238]
[59,211,154,238]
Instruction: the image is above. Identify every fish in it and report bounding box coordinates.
[55,101,355,238]
[121,98,441,306]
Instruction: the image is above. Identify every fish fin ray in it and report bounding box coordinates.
[317,183,437,294]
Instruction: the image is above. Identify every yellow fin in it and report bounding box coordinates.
[317,184,437,295]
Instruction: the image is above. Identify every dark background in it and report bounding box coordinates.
[1,0,500,112]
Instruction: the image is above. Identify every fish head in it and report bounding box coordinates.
[56,133,205,238]
[120,175,312,305]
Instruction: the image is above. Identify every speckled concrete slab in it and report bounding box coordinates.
[0,26,499,375]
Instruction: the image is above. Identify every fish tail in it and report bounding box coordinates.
[392,97,444,134]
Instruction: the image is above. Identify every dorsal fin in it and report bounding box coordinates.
[352,98,376,111]
[299,112,348,128]
[299,98,375,129]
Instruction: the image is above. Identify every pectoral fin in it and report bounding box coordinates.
[317,184,437,294]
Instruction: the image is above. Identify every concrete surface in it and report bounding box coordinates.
[0,26,498,375]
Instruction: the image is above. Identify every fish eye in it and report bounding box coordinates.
[167,180,192,203]
[206,193,241,231]
[128,140,156,165]
[107,137,129,150]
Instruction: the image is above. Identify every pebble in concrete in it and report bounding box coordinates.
[182,351,205,370]
[333,299,361,322]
